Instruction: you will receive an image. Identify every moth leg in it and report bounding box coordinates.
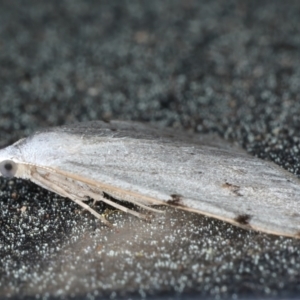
[35,168,89,202]
[40,166,166,209]
[84,190,151,221]
[96,191,164,214]
[56,190,114,228]
[30,170,113,227]
[100,188,165,209]
[33,165,163,223]
[32,167,151,222]
[42,170,153,219]
[45,167,162,215]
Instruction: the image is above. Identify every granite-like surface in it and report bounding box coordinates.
[1,0,300,299]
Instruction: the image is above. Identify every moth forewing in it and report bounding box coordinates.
[1,120,300,239]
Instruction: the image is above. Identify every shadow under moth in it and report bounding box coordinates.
[0,120,299,238]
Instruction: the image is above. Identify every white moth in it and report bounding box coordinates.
[0,120,299,238]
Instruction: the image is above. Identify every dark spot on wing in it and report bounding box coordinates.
[167,194,184,206]
[234,214,252,225]
[291,212,300,218]
[222,182,242,196]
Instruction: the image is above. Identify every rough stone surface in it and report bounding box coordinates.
[1,0,300,299]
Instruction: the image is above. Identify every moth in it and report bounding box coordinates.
[0,120,300,238]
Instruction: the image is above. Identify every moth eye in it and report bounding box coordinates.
[0,160,18,178]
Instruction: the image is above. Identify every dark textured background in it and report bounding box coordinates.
[1,0,300,299]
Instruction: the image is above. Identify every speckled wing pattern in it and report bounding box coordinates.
[12,121,300,237]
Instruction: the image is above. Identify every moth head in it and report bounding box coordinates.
[0,145,22,178]
[0,160,18,178]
